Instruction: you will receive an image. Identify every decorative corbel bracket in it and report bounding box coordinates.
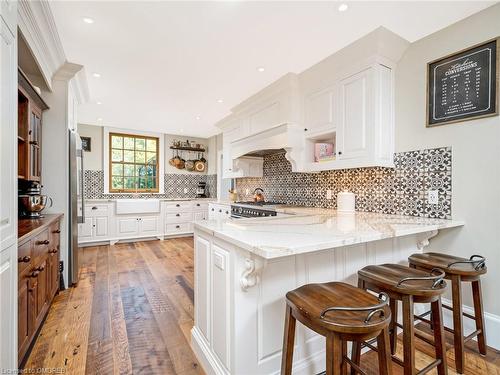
[240,257,264,292]
[416,230,439,251]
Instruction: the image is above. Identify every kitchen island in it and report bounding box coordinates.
[191,210,463,375]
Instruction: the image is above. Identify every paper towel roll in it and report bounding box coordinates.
[337,191,355,212]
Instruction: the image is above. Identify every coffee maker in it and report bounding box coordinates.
[196,181,207,198]
[18,181,52,218]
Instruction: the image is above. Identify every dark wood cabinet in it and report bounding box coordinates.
[18,69,48,182]
[17,215,62,364]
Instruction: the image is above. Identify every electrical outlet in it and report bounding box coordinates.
[184,188,188,194]
[326,190,333,200]
[427,190,439,205]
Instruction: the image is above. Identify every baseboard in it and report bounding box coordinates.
[441,298,500,350]
[191,327,229,375]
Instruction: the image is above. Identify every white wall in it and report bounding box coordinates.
[77,123,103,171]
[395,4,500,316]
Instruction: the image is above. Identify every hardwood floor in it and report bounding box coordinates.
[24,238,499,375]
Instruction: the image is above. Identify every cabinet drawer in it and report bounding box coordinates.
[32,229,50,261]
[85,204,109,216]
[18,241,32,275]
[165,201,192,213]
[49,222,61,252]
[166,212,193,224]
[165,223,192,235]
[192,202,208,211]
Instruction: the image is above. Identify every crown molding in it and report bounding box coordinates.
[17,0,89,100]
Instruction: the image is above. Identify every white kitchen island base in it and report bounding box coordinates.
[191,212,463,375]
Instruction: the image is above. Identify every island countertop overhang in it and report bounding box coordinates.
[193,210,464,260]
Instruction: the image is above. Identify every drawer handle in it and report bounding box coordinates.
[28,288,35,293]
[18,256,31,263]
[36,240,50,245]
[29,140,39,146]
[211,208,214,211]
[219,209,222,213]
[196,203,200,207]
[49,249,58,254]
[36,265,45,272]
[176,204,180,207]
[52,229,61,234]
[176,213,180,217]
[175,225,180,229]
[225,211,229,214]
[30,271,40,278]
[92,206,98,210]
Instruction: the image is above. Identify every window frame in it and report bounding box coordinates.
[103,127,164,194]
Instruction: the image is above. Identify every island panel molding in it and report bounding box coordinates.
[83,170,217,199]
[236,147,452,219]
[427,38,498,127]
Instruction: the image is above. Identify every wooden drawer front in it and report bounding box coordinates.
[85,204,109,216]
[32,229,50,260]
[192,202,208,211]
[165,223,192,235]
[166,201,192,213]
[49,222,60,253]
[166,212,193,224]
[18,241,32,275]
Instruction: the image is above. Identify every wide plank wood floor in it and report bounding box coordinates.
[24,238,499,374]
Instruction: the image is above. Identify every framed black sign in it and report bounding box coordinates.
[427,38,498,127]
[81,136,91,152]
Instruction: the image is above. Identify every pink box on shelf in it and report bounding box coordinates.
[314,142,335,162]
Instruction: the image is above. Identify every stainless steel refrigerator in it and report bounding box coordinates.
[68,130,84,286]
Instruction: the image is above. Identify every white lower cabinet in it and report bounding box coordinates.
[78,200,211,245]
[208,203,231,220]
[0,245,17,369]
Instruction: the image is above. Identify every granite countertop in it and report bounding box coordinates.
[18,213,64,243]
[193,209,464,259]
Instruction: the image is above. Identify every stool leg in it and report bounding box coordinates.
[326,333,343,375]
[431,298,448,375]
[472,279,487,356]
[451,275,465,374]
[377,328,393,375]
[402,295,415,375]
[389,298,398,355]
[281,304,296,375]
[350,279,365,374]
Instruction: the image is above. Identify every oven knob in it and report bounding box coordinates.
[238,207,243,214]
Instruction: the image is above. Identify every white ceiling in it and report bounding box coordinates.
[50,1,495,138]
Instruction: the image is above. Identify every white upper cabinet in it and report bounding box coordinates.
[1,13,17,251]
[303,85,336,134]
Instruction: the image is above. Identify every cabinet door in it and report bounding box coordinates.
[337,68,373,160]
[34,259,48,328]
[208,204,216,220]
[0,245,16,368]
[139,217,159,236]
[48,223,60,297]
[194,235,210,341]
[27,107,42,181]
[193,211,207,221]
[18,274,30,361]
[304,86,335,132]
[117,217,140,236]
[0,18,17,251]
[94,216,109,238]
[78,217,93,240]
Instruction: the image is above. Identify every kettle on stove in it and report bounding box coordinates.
[253,188,265,202]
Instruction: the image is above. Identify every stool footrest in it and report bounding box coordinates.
[464,329,482,344]
[442,303,476,320]
[343,356,367,375]
[416,359,442,375]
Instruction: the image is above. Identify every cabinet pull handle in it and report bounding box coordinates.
[211,208,214,211]
[196,203,200,206]
[28,288,35,293]
[36,240,50,245]
[29,140,39,146]
[175,225,180,229]
[36,265,45,272]
[18,256,31,263]
[52,229,61,234]
[225,211,229,214]
[176,204,180,207]
[304,128,308,131]
[176,213,180,217]
[338,151,342,155]
[49,249,58,254]
[91,206,98,210]
[30,271,40,278]
[219,209,222,213]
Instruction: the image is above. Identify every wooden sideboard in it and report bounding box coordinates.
[18,214,63,364]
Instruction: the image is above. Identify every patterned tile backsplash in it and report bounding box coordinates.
[84,171,217,200]
[236,147,452,219]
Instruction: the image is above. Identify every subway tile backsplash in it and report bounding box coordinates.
[236,147,452,219]
[83,171,217,200]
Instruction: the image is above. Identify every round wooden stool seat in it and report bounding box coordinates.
[286,282,391,336]
[358,264,447,302]
[408,252,486,280]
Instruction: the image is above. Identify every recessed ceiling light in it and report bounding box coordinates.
[195,116,201,120]
[96,101,102,105]
[92,72,101,78]
[97,117,103,122]
[257,66,265,72]
[338,3,348,12]
[83,17,94,24]
[217,99,223,103]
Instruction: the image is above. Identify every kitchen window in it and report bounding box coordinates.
[108,132,159,193]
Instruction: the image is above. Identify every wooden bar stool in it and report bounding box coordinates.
[408,253,487,374]
[355,264,448,375]
[281,282,392,375]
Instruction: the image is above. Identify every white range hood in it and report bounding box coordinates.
[229,123,304,171]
